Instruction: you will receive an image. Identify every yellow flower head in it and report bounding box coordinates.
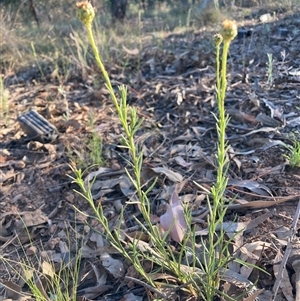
[213,33,223,47]
[221,19,237,42]
[76,1,95,26]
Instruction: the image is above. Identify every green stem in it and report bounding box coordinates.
[86,25,118,107]
[218,41,229,169]
[215,45,221,104]
[214,41,230,211]
[205,40,232,300]
[84,23,147,214]
[220,42,230,106]
[85,24,139,171]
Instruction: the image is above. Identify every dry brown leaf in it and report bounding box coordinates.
[89,177,123,199]
[228,179,272,196]
[121,293,143,301]
[77,281,112,299]
[14,209,48,231]
[81,245,120,258]
[160,191,187,243]
[41,261,55,279]
[122,45,140,55]
[273,250,294,301]
[141,167,158,183]
[240,242,271,279]
[173,156,193,168]
[245,211,273,232]
[0,218,10,237]
[100,252,125,278]
[119,176,133,197]
[243,288,264,301]
[151,166,183,182]
[229,194,300,211]
[84,168,115,183]
[2,281,22,299]
[26,246,38,256]
[90,228,105,248]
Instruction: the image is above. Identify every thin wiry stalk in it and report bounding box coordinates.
[203,22,237,300]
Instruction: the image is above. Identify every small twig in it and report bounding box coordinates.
[293,259,300,301]
[124,276,167,299]
[148,136,167,158]
[272,198,300,300]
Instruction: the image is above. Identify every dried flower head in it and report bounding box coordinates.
[76,1,95,26]
[221,19,237,42]
[213,33,223,47]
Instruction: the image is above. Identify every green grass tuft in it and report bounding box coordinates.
[284,140,300,168]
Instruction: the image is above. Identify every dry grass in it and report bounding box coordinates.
[1,0,299,76]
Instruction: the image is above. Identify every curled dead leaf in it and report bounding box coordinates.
[160,191,187,243]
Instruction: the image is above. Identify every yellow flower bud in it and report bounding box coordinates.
[221,19,237,42]
[76,1,95,26]
[213,34,223,47]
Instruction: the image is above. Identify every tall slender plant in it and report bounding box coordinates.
[76,1,146,209]
[200,20,238,300]
[74,2,239,299]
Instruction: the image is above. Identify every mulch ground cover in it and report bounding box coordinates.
[1,6,300,300]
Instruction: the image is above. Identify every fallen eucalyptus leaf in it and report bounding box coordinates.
[151,167,183,182]
[160,191,187,243]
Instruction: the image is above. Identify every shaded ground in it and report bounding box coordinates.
[1,4,300,300]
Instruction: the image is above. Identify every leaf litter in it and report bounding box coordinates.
[2,5,300,301]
